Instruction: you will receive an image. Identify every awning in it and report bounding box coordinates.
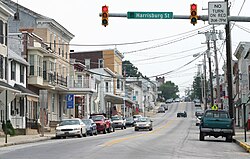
[8,49,29,66]
[104,93,124,104]
[14,84,39,98]
[0,81,20,93]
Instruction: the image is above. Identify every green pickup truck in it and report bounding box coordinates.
[199,110,235,142]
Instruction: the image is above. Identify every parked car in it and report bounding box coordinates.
[196,115,202,126]
[195,101,201,107]
[125,117,135,127]
[199,110,235,142]
[195,108,204,117]
[165,98,173,103]
[177,111,187,117]
[157,107,165,113]
[160,104,168,110]
[134,117,153,131]
[82,119,98,136]
[91,115,114,134]
[133,114,142,122]
[111,115,126,129]
[55,118,87,138]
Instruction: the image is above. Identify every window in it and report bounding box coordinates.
[58,37,61,55]
[43,61,47,80]
[0,55,3,79]
[49,33,53,49]
[105,82,109,92]
[98,59,104,68]
[117,79,120,89]
[20,65,24,83]
[0,20,3,44]
[52,94,55,112]
[29,55,34,75]
[62,41,64,57]
[11,61,16,80]
[37,56,42,77]
[85,59,90,69]
[5,23,7,46]
[53,34,56,52]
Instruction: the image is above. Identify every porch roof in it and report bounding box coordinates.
[14,84,39,98]
[105,93,124,104]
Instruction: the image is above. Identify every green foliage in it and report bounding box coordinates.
[190,75,202,101]
[159,81,179,100]
[122,60,149,79]
[2,120,16,136]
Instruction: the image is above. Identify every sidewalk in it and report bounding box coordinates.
[0,133,55,147]
[233,127,250,153]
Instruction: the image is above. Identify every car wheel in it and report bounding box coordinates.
[124,126,126,129]
[113,127,115,132]
[94,130,98,135]
[90,130,93,136]
[62,136,66,139]
[226,135,233,142]
[199,132,205,141]
[103,128,106,134]
[78,130,83,138]
[149,128,153,131]
[83,132,87,137]
[135,128,139,131]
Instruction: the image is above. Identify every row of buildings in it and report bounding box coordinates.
[0,0,159,135]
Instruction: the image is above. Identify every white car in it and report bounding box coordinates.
[196,116,202,126]
[133,115,142,122]
[55,118,87,138]
[111,115,126,129]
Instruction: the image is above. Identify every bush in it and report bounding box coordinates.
[2,120,16,136]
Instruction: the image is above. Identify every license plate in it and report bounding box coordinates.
[214,129,221,132]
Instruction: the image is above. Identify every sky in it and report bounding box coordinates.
[16,0,250,96]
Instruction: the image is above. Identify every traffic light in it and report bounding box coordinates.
[102,5,109,27]
[190,3,198,26]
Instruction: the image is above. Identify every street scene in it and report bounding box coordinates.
[0,0,250,158]
[0,102,249,159]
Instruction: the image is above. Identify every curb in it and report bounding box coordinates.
[0,136,53,148]
[233,138,250,153]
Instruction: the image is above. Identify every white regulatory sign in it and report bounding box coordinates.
[208,1,227,25]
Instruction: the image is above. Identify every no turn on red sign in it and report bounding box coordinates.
[208,1,228,25]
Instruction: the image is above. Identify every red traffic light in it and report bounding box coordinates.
[191,4,197,10]
[102,5,108,12]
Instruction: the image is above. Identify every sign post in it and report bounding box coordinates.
[208,1,227,25]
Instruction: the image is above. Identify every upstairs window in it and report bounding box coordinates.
[105,82,109,92]
[98,59,104,68]
[85,59,90,69]
[11,61,16,80]
[29,55,34,75]
[117,79,120,89]
[0,20,3,44]
[20,65,24,83]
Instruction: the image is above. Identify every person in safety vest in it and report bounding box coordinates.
[211,104,218,110]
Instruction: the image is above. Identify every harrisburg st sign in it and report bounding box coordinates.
[127,12,173,19]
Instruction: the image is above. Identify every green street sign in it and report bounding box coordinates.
[127,12,173,19]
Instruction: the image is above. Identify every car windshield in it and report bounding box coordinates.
[91,116,103,121]
[138,117,149,122]
[82,119,91,125]
[126,117,133,121]
[111,116,122,121]
[59,120,80,126]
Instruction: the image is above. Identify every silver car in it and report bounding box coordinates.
[55,118,87,138]
[134,117,153,131]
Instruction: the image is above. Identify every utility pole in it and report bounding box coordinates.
[212,25,221,109]
[225,0,234,118]
[203,53,207,110]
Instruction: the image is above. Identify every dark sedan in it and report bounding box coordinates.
[82,119,98,136]
[125,117,135,127]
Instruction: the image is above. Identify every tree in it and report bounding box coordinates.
[190,75,202,101]
[122,60,148,79]
[159,81,179,100]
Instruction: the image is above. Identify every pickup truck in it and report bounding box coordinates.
[90,115,114,134]
[199,110,235,142]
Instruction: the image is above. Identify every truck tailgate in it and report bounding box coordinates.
[203,118,232,129]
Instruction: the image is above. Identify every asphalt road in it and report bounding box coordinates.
[0,102,250,159]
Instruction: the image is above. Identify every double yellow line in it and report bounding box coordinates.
[102,119,174,147]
